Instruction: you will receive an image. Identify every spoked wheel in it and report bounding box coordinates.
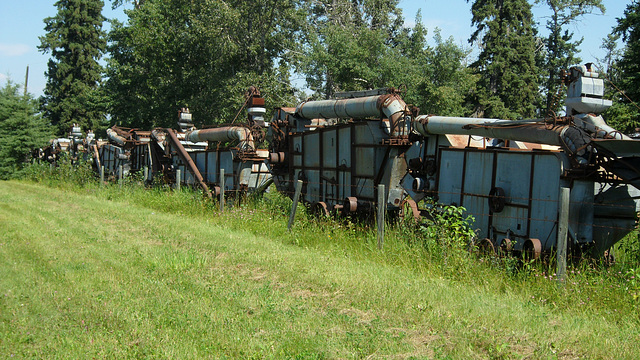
[522,238,542,261]
[477,238,496,257]
[498,238,513,256]
[398,199,421,223]
[312,201,330,217]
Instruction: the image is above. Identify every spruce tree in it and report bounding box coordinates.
[39,0,106,136]
[608,0,640,132]
[468,0,540,119]
[0,82,53,178]
[537,0,604,116]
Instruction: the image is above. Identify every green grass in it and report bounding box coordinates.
[1,176,640,358]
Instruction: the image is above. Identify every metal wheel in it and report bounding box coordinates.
[343,197,358,214]
[477,238,496,256]
[312,201,330,217]
[498,238,513,255]
[398,199,421,222]
[523,238,542,260]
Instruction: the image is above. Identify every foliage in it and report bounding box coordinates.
[608,0,640,133]
[298,2,475,116]
[0,82,53,179]
[105,0,302,129]
[413,29,477,116]
[467,0,540,119]
[38,0,107,136]
[536,0,605,116]
[298,0,409,98]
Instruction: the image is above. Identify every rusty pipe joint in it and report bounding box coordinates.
[377,94,409,135]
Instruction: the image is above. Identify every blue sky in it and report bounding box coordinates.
[0,0,632,97]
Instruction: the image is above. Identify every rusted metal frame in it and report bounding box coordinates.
[459,147,469,207]
[374,146,392,192]
[526,154,536,239]
[462,192,529,209]
[319,126,325,203]
[336,125,341,201]
[92,144,101,170]
[204,150,209,184]
[487,149,499,238]
[434,137,444,202]
[288,130,296,196]
[351,123,356,199]
[164,129,212,199]
[216,148,221,189]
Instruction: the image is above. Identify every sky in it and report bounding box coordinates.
[0,0,633,98]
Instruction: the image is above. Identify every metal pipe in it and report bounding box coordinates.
[184,127,254,151]
[294,94,408,134]
[106,128,127,147]
[413,115,570,147]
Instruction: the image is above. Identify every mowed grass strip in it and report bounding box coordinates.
[0,180,638,359]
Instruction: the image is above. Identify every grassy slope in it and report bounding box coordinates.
[0,180,638,359]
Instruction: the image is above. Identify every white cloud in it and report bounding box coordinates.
[0,43,31,57]
[0,73,8,82]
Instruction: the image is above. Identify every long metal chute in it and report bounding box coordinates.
[294,94,408,134]
[184,127,254,151]
[164,129,212,199]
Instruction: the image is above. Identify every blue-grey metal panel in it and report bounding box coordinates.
[495,152,531,206]
[303,133,320,168]
[461,151,493,237]
[338,127,351,169]
[529,154,561,249]
[220,151,234,190]
[305,169,321,203]
[355,148,375,177]
[322,170,337,202]
[438,150,465,205]
[293,136,303,167]
[322,131,337,168]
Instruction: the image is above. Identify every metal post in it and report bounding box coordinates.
[219,168,225,212]
[176,169,181,191]
[100,165,104,186]
[288,180,304,231]
[557,186,570,286]
[119,165,123,188]
[377,184,386,250]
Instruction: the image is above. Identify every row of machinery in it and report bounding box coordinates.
[41,65,640,258]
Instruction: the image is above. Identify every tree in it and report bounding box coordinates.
[415,29,477,117]
[105,0,303,128]
[467,0,540,119]
[38,0,107,136]
[0,82,53,179]
[537,0,604,116]
[298,0,412,99]
[605,0,640,133]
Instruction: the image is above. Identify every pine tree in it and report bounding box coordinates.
[0,82,53,178]
[468,0,540,119]
[537,0,604,116]
[38,0,106,136]
[607,0,640,133]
